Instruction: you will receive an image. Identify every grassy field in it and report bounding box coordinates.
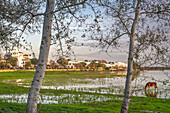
[0,71,169,113]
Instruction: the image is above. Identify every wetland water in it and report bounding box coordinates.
[0,70,169,104]
[39,70,170,98]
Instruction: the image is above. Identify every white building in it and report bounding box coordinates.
[11,47,33,67]
[105,62,127,70]
[114,62,128,67]
[105,63,115,68]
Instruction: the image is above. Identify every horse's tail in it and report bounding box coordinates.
[145,83,148,90]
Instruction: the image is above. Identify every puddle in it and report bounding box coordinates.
[16,79,24,82]
[0,94,122,104]
[3,79,26,84]
[98,71,127,75]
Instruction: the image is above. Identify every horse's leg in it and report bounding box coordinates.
[155,83,158,91]
[148,84,150,89]
[156,86,158,91]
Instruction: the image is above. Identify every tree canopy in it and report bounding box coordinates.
[57,57,68,68]
[30,58,38,67]
[7,57,18,67]
[25,61,31,68]
[0,0,42,52]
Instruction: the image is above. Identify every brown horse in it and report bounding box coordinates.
[145,82,158,90]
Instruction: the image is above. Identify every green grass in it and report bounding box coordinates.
[129,97,170,112]
[0,70,125,86]
[0,97,170,113]
[0,101,117,113]
[0,71,169,113]
[0,82,29,94]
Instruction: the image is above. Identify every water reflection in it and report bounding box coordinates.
[145,89,158,98]
[0,94,123,104]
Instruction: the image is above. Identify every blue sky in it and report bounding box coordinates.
[20,31,128,63]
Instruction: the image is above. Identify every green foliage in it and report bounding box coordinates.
[49,60,56,69]
[96,63,102,67]
[88,62,96,69]
[30,58,38,66]
[79,62,86,68]
[0,62,10,69]
[105,67,110,71]
[74,63,84,69]
[88,61,105,69]
[57,57,68,68]
[7,57,18,67]
[25,61,31,68]
[30,58,38,69]
[27,0,33,3]
[0,62,5,69]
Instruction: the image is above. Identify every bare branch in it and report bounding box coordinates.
[54,15,64,56]
[62,0,82,21]
[139,9,170,15]
[98,1,131,35]
[53,0,88,13]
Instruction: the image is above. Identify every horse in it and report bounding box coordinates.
[145,82,158,90]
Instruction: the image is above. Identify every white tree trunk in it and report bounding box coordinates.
[121,1,141,113]
[26,0,55,113]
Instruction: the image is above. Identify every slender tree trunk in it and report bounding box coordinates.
[26,0,55,113]
[121,1,141,113]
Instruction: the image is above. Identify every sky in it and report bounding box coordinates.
[1,0,169,66]
[21,32,129,63]
[17,5,129,63]
[0,4,129,63]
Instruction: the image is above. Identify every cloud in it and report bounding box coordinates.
[72,49,128,62]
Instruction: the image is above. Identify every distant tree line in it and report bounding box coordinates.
[0,55,38,69]
[140,67,170,71]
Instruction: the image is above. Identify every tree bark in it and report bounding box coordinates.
[26,0,55,113]
[121,0,141,113]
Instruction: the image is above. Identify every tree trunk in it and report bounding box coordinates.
[26,0,55,113]
[121,1,141,113]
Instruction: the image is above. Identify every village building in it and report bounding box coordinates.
[67,60,91,69]
[66,60,127,70]
[105,62,127,70]
[11,47,33,67]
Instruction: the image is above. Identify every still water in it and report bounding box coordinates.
[0,70,169,104]
[40,70,169,98]
[24,70,170,99]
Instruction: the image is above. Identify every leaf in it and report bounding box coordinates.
[27,0,33,3]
